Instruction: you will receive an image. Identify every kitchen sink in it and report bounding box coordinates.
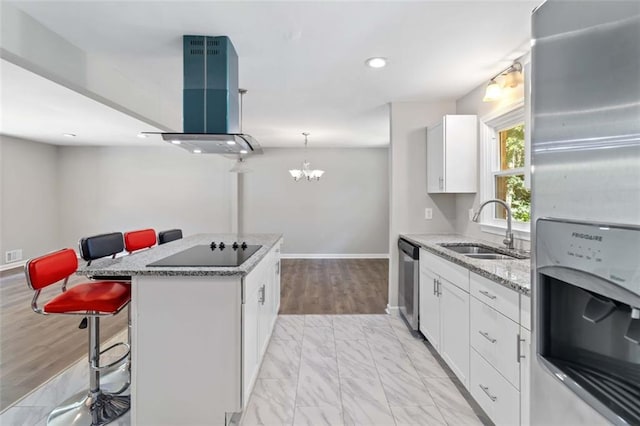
[437,243,528,260]
[464,253,519,260]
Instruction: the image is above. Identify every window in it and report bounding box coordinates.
[478,102,531,238]
[493,123,530,222]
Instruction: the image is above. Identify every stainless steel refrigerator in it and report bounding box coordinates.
[531,1,640,425]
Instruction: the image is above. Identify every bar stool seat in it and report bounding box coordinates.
[26,248,131,426]
[44,282,130,314]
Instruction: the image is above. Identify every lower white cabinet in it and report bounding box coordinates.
[519,328,531,426]
[242,245,280,406]
[418,247,530,425]
[470,297,520,388]
[419,251,470,388]
[419,267,441,351]
[439,279,470,388]
[470,348,520,426]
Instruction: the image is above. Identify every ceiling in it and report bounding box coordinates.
[3,1,539,148]
[0,59,165,146]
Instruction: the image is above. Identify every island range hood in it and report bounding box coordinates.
[160,35,262,155]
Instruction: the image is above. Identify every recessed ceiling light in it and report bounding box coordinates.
[171,140,181,145]
[226,140,237,145]
[240,149,248,154]
[63,133,76,138]
[137,133,149,138]
[365,57,387,68]
[193,149,202,154]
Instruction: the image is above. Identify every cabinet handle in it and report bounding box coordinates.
[275,261,280,275]
[479,384,498,402]
[516,333,525,363]
[439,177,444,190]
[433,278,437,295]
[479,330,497,343]
[437,279,442,297]
[479,290,497,300]
[258,285,266,305]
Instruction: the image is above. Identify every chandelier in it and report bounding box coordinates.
[289,132,325,181]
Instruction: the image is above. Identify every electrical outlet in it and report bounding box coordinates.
[425,208,433,220]
[5,249,22,263]
[469,209,475,221]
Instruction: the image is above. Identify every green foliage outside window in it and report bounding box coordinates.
[502,124,530,222]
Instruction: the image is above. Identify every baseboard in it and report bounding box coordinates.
[0,260,26,273]
[280,253,390,259]
[386,304,400,316]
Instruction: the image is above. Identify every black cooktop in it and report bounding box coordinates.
[147,242,262,267]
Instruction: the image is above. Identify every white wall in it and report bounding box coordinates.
[454,57,531,251]
[0,135,59,265]
[240,147,389,255]
[56,146,234,249]
[388,101,458,309]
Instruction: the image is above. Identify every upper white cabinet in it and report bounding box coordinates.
[427,114,478,193]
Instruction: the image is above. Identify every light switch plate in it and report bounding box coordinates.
[425,208,433,220]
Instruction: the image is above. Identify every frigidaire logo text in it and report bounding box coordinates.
[571,232,603,242]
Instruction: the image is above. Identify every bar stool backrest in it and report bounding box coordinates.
[158,229,183,245]
[26,248,77,290]
[79,232,125,262]
[124,228,157,253]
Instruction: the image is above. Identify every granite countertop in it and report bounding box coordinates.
[400,234,532,295]
[77,233,283,277]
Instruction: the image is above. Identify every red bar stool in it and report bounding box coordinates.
[26,248,131,425]
[124,228,156,253]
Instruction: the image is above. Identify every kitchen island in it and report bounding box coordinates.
[78,233,283,426]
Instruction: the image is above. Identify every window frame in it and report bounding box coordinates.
[478,101,531,240]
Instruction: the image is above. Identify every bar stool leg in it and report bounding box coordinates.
[46,316,130,426]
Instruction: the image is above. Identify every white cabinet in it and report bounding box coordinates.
[427,114,478,193]
[439,279,470,388]
[417,247,530,425]
[519,328,531,426]
[419,249,470,388]
[470,297,520,388]
[470,348,520,426]
[242,244,281,406]
[242,278,260,405]
[419,267,440,351]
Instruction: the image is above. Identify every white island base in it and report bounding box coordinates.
[127,241,281,425]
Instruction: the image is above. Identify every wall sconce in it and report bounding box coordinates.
[482,61,523,102]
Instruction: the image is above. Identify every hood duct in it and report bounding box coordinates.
[160,35,262,155]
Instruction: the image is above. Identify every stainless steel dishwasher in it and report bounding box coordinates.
[398,238,420,331]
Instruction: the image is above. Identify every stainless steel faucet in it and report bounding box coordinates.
[472,199,515,249]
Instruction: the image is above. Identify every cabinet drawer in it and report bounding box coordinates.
[470,297,520,389]
[470,349,520,426]
[420,249,469,292]
[470,273,519,322]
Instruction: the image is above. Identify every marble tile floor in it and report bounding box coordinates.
[0,315,488,426]
[0,328,131,426]
[241,314,488,426]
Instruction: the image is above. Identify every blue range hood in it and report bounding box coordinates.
[161,35,262,155]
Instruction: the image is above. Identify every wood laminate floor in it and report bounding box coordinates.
[279,259,389,315]
[0,269,127,411]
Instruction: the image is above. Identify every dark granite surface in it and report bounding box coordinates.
[401,234,531,296]
[77,233,282,277]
